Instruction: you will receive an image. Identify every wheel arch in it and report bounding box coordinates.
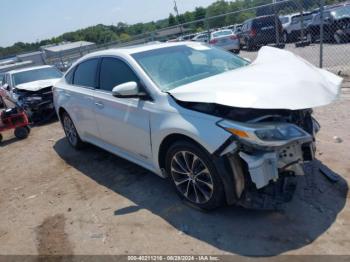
[157,133,239,206]
[158,133,206,171]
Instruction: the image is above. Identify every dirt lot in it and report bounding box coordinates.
[0,88,350,257]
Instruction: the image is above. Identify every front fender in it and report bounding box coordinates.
[150,110,231,171]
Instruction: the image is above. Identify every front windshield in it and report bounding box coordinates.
[132,45,249,91]
[13,67,63,86]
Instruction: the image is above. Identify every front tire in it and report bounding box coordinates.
[61,112,84,149]
[165,141,225,210]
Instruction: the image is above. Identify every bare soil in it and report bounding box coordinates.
[0,89,349,256]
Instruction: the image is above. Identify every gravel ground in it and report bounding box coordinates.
[0,89,349,257]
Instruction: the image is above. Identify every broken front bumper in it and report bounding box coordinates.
[218,127,314,209]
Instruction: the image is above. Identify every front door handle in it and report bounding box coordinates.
[95,101,104,109]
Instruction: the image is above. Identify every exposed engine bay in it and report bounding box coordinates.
[15,86,55,123]
[179,100,320,209]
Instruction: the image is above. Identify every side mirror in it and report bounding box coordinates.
[112,81,146,99]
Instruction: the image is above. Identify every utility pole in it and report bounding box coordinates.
[174,0,183,35]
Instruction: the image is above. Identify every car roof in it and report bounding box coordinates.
[7,65,55,75]
[90,42,206,56]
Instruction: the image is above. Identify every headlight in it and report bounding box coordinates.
[217,120,311,147]
[255,125,305,141]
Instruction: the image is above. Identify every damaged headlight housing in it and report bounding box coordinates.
[217,120,311,147]
[255,125,305,141]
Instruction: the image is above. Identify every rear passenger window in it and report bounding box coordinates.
[73,59,99,88]
[65,68,75,84]
[99,57,139,92]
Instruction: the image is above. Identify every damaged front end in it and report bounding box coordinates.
[15,87,56,123]
[183,102,320,209]
[217,108,319,209]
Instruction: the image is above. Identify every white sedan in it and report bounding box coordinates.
[53,42,341,210]
[209,29,240,53]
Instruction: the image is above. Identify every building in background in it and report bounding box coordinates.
[41,41,96,59]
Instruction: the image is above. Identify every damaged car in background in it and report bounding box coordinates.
[2,65,63,123]
[54,42,342,210]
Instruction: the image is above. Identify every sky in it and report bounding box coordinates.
[0,0,218,47]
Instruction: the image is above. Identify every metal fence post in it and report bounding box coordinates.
[273,0,280,45]
[319,0,325,68]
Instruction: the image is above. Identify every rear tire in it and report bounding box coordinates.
[334,32,345,44]
[246,39,255,51]
[61,112,84,149]
[165,140,226,210]
[0,133,3,143]
[14,126,29,139]
[306,32,314,43]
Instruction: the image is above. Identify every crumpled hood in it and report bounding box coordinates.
[16,78,61,92]
[168,46,342,110]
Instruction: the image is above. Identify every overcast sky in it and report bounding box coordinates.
[0,0,218,47]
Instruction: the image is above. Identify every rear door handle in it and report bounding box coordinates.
[64,92,71,97]
[94,101,104,109]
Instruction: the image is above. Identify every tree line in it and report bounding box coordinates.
[0,0,344,58]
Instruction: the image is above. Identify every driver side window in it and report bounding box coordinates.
[99,57,139,92]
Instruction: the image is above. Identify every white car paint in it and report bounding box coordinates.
[169,46,342,110]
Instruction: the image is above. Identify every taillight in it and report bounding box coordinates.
[230,35,238,40]
[249,29,257,37]
[209,39,218,44]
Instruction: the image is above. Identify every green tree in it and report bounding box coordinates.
[168,13,177,26]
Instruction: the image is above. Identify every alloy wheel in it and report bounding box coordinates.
[63,115,78,146]
[170,151,214,204]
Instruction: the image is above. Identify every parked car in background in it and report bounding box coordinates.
[2,65,63,122]
[306,4,350,43]
[54,42,341,210]
[280,13,299,41]
[177,33,197,41]
[240,15,283,50]
[209,29,240,53]
[226,24,243,35]
[283,12,314,42]
[191,33,209,43]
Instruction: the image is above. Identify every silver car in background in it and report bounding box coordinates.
[209,29,240,53]
[2,65,63,122]
[191,33,209,43]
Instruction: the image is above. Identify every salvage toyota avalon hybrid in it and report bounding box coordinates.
[53,42,342,210]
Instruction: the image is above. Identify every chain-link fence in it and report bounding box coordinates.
[46,0,350,75]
